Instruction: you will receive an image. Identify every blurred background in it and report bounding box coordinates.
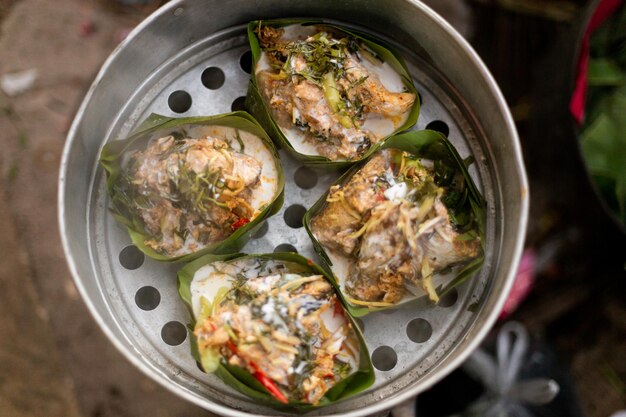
[0,0,624,416]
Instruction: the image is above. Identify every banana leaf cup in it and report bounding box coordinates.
[304,130,486,317]
[99,112,285,262]
[246,19,420,168]
[177,252,374,410]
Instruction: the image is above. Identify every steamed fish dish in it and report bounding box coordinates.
[310,144,483,307]
[101,114,283,261]
[248,20,418,162]
[181,254,372,406]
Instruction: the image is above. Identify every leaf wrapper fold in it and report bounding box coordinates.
[245,18,420,168]
[99,112,285,262]
[177,252,375,410]
[304,130,486,316]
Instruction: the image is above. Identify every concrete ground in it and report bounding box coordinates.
[0,1,208,416]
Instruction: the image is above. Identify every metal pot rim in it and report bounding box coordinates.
[58,1,529,415]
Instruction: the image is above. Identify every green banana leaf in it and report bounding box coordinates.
[581,4,626,226]
[581,86,626,224]
[177,252,375,411]
[303,130,486,317]
[99,112,285,263]
[245,18,420,168]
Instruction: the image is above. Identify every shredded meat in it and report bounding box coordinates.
[122,135,262,256]
[312,152,392,255]
[194,267,358,405]
[255,24,416,161]
[340,54,415,118]
[311,149,482,304]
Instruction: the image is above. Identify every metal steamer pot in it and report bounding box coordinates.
[58,1,529,416]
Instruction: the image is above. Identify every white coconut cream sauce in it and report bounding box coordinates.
[359,57,406,93]
[361,116,396,138]
[384,182,408,201]
[281,24,316,42]
[323,249,350,297]
[283,127,322,156]
[255,52,272,72]
[190,264,233,317]
[190,258,262,317]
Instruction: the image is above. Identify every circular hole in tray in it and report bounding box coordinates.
[274,243,298,254]
[161,321,187,346]
[119,245,144,270]
[438,288,458,308]
[371,346,397,371]
[425,120,449,137]
[406,318,433,343]
[201,67,225,90]
[284,204,306,228]
[231,96,246,112]
[240,50,252,74]
[168,90,192,113]
[294,166,318,189]
[251,221,269,239]
[135,286,160,311]
[173,7,183,16]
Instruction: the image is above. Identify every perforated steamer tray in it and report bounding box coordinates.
[59,1,529,416]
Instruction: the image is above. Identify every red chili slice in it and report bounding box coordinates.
[252,367,289,404]
[226,340,288,404]
[231,217,250,231]
[226,340,238,354]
